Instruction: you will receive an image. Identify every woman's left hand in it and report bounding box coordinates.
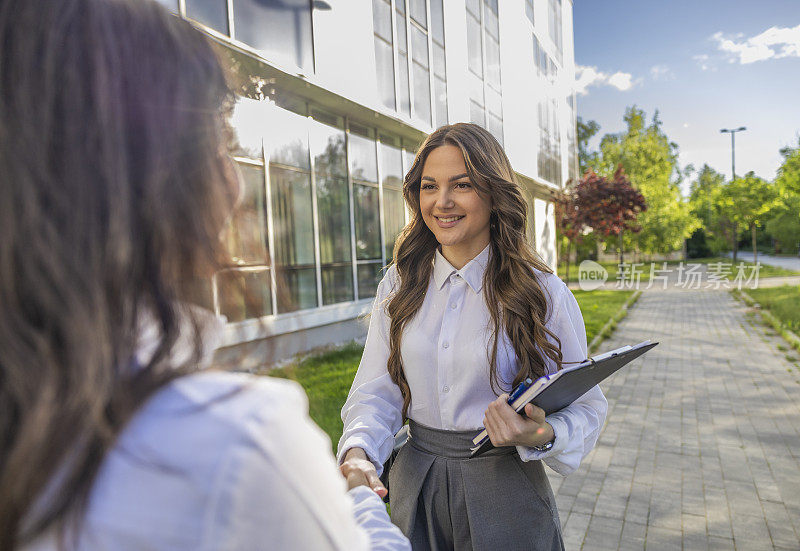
[483,394,555,448]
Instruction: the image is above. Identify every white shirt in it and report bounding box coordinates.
[25,372,410,550]
[337,244,608,476]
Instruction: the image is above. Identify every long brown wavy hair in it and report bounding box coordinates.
[387,123,564,419]
[0,0,236,547]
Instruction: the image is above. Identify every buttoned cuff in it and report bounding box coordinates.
[515,415,569,462]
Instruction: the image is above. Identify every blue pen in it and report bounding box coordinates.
[507,377,533,404]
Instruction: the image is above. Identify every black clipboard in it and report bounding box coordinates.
[470,340,658,457]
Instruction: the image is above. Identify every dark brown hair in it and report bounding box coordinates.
[387,123,563,419]
[0,0,236,546]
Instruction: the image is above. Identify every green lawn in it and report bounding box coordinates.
[667,257,800,278]
[744,285,800,334]
[266,290,636,449]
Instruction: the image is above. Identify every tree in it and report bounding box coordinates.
[597,106,699,256]
[688,164,730,255]
[719,172,778,264]
[554,179,585,282]
[576,117,601,175]
[577,167,647,265]
[765,139,800,254]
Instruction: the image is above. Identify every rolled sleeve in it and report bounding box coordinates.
[517,281,609,476]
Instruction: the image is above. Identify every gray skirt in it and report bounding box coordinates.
[388,420,564,551]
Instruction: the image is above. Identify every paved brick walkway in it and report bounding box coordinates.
[546,288,800,550]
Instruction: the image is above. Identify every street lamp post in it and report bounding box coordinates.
[720,126,746,262]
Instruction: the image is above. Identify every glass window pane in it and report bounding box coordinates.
[217,268,273,321]
[525,0,534,25]
[321,265,354,305]
[434,76,448,128]
[225,164,268,265]
[410,0,427,28]
[466,0,481,18]
[470,101,485,127]
[357,263,382,299]
[412,62,431,125]
[375,37,396,110]
[430,0,444,43]
[486,37,501,88]
[354,183,381,260]
[411,26,429,69]
[270,165,315,267]
[402,149,416,173]
[316,175,351,264]
[395,10,408,54]
[485,87,502,117]
[275,267,317,313]
[233,0,313,71]
[310,119,346,178]
[466,13,483,78]
[229,97,266,159]
[265,106,309,169]
[186,0,229,34]
[380,142,403,189]
[349,133,378,182]
[373,0,392,42]
[483,2,499,39]
[397,52,411,117]
[488,113,503,146]
[154,0,179,13]
[383,188,406,261]
[468,71,484,106]
[433,43,446,78]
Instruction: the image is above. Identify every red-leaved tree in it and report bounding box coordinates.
[578,166,647,265]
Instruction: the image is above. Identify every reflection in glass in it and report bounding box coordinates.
[485,37,501,88]
[409,0,427,28]
[486,87,502,117]
[265,106,309,169]
[358,262,383,299]
[383,188,406,261]
[411,26,429,69]
[434,76,448,128]
[375,37,396,110]
[353,183,381,261]
[310,121,346,178]
[230,97,266,158]
[372,0,392,42]
[270,166,317,312]
[275,266,317,313]
[433,43,446,78]
[233,0,313,71]
[470,100,485,127]
[225,164,268,265]
[466,13,483,77]
[430,0,444,43]
[186,0,229,34]
[349,133,378,182]
[396,11,412,117]
[154,0,179,13]
[483,1,499,39]
[380,142,403,186]
[217,268,273,322]
[488,113,503,146]
[321,265,353,305]
[466,0,480,17]
[412,62,431,125]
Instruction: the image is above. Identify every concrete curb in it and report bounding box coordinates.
[733,289,800,353]
[588,289,642,353]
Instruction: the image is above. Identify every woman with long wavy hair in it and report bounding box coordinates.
[338,123,608,549]
[0,0,409,549]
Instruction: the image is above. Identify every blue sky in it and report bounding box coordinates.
[573,0,800,193]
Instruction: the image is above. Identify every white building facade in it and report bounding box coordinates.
[157,0,579,365]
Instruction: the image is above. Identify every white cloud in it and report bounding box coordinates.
[693,54,714,71]
[649,64,675,80]
[712,23,800,64]
[575,65,637,95]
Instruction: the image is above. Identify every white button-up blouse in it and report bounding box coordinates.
[337,244,608,476]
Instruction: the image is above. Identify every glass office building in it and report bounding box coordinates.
[157,0,578,364]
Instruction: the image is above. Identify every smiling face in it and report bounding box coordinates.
[419,144,492,267]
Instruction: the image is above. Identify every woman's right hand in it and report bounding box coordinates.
[339,448,388,498]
